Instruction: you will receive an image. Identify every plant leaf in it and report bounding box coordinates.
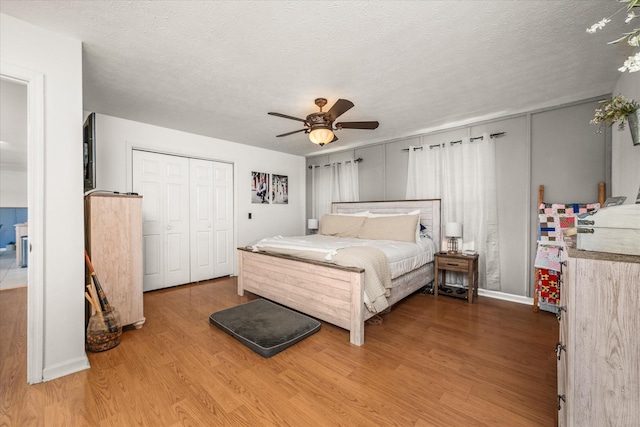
[608,34,629,44]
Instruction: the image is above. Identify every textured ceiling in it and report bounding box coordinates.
[0,1,634,157]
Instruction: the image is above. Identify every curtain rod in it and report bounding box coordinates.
[401,132,506,151]
[308,157,363,169]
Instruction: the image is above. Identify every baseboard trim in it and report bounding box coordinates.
[41,355,90,382]
[478,288,533,306]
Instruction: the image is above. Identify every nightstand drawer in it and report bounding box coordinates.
[439,260,468,272]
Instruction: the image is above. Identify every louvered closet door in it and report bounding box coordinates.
[133,150,190,291]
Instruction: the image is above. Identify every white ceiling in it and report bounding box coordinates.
[0,1,635,157]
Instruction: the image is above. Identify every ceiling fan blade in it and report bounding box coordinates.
[276,128,307,137]
[325,99,354,121]
[268,112,307,123]
[335,121,379,130]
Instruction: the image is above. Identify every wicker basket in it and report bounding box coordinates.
[86,309,122,352]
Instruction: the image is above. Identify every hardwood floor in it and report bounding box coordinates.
[0,278,559,426]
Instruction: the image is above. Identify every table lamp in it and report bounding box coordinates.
[445,222,462,254]
[308,218,319,234]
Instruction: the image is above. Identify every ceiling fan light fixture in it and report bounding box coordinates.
[308,126,334,145]
[269,98,378,146]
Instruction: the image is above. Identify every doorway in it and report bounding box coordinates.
[0,79,29,290]
[0,64,45,384]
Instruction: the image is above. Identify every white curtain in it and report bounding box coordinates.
[406,133,501,291]
[312,160,360,220]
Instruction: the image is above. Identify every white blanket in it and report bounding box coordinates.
[253,234,434,278]
[252,235,352,260]
[251,234,434,313]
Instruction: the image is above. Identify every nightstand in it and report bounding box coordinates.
[434,252,479,304]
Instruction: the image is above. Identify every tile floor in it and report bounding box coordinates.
[0,249,28,290]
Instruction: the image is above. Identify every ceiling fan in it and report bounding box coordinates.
[268,98,379,146]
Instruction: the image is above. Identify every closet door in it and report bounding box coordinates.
[212,161,233,277]
[133,150,190,291]
[189,160,234,280]
[190,159,215,282]
[189,159,233,282]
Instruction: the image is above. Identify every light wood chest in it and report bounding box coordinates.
[557,250,640,426]
[85,193,145,329]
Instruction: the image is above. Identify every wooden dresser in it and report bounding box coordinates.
[557,249,640,426]
[85,193,145,328]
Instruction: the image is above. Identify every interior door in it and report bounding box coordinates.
[212,161,233,277]
[133,150,190,291]
[190,159,233,280]
[189,158,214,282]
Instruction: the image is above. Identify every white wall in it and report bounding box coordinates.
[612,71,640,202]
[93,114,306,259]
[1,13,88,380]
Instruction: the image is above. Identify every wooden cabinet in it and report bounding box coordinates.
[557,250,640,426]
[85,193,145,328]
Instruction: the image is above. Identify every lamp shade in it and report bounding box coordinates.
[307,218,319,230]
[309,126,334,145]
[445,222,462,238]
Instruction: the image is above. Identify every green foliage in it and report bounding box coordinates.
[591,95,639,130]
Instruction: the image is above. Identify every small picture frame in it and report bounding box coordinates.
[602,196,626,208]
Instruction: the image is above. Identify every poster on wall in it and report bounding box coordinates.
[251,171,270,204]
[272,174,288,204]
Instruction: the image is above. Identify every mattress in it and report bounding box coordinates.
[252,234,435,279]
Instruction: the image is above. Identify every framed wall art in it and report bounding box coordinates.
[272,174,288,204]
[251,171,270,204]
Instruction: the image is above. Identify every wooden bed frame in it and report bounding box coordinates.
[237,199,442,346]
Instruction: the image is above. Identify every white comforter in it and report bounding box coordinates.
[252,234,435,279]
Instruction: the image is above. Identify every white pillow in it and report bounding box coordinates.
[332,211,369,216]
[367,210,421,243]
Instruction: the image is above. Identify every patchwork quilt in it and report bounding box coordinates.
[535,268,560,308]
[535,202,600,312]
[534,245,562,271]
[538,203,599,242]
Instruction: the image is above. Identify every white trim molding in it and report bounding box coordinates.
[42,357,91,382]
[478,288,533,306]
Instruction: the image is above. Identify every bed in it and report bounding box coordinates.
[237,199,442,346]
